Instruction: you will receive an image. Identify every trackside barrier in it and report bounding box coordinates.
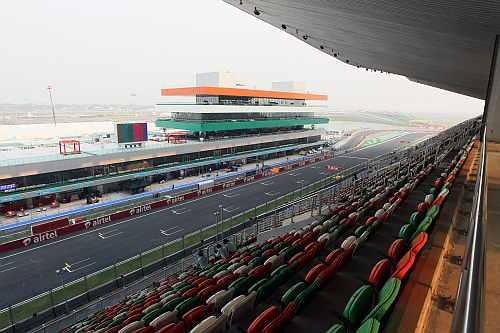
[0,117,481,333]
[30,218,69,235]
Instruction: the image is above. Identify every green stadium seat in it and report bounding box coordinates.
[362,278,401,323]
[356,318,381,333]
[343,285,375,326]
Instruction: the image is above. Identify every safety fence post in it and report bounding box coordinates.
[181,236,185,271]
[8,306,14,326]
[84,275,89,294]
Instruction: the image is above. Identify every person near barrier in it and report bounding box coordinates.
[194,249,208,269]
[215,243,229,259]
[223,238,236,254]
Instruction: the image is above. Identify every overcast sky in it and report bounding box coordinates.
[1,0,484,122]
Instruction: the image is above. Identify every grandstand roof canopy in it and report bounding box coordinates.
[161,86,328,100]
[223,0,500,100]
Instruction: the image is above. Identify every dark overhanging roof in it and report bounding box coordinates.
[223,0,500,100]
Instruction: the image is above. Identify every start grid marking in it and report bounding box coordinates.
[0,261,16,273]
[223,206,240,213]
[171,207,191,215]
[160,226,184,236]
[62,258,96,273]
[98,229,123,240]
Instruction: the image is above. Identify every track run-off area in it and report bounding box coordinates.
[0,132,429,307]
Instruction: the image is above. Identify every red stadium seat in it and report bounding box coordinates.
[410,232,428,255]
[392,251,416,280]
[387,239,406,263]
[247,305,282,333]
[325,248,344,265]
[368,259,392,290]
[305,263,327,284]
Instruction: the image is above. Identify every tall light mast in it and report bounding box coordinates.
[47,85,57,126]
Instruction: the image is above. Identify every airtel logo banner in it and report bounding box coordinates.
[129,204,151,216]
[22,231,58,247]
[86,215,112,229]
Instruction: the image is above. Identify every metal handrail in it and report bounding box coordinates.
[451,130,486,333]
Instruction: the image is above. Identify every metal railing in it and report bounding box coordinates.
[451,130,486,333]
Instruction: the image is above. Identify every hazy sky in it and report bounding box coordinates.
[1,0,484,122]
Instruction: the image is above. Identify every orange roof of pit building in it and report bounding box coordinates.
[160,86,328,101]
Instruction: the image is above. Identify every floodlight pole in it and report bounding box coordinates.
[48,85,57,126]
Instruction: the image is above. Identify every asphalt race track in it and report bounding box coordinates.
[0,132,429,307]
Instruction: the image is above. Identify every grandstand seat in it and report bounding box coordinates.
[156,322,185,333]
[326,324,348,333]
[134,327,154,333]
[175,297,202,316]
[305,263,327,284]
[391,251,417,280]
[282,282,308,305]
[325,248,344,265]
[343,285,375,326]
[356,318,381,333]
[264,254,281,269]
[410,232,428,255]
[189,314,227,333]
[118,321,144,333]
[182,304,213,330]
[162,293,180,305]
[229,276,254,296]
[220,292,256,327]
[341,236,357,252]
[247,305,281,333]
[387,239,406,262]
[294,279,321,312]
[150,311,178,330]
[261,302,297,332]
[368,259,392,290]
[362,278,401,323]
[213,270,230,279]
[247,277,267,292]
[233,265,251,276]
[206,289,234,312]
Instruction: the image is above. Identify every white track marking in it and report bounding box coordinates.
[264,191,280,196]
[341,156,370,160]
[98,229,123,240]
[223,192,240,198]
[0,261,16,273]
[160,226,184,236]
[289,172,301,176]
[223,206,240,213]
[0,266,17,273]
[62,258,95,273]
[260,181,274,186]
[0,261,14,268]
[171,207,191,215]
